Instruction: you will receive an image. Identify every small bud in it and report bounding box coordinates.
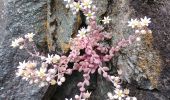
[60,77,66,82]
[148,30,152,34]
[135,30,140,34]
[141,30,146,34]
[103,72,108,78]
[57,81,62,86]
[75,95,79,99]
[107,92,113,98]
[136,37,141,41]
[50,79,57,85]
[46,77,51,82]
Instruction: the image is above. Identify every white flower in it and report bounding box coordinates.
[45,54,54,64]
[113,89,125,100]
[64,0,73,8]
[25,33,35,42]
[102,16,111,24]
[81,0,92,9]
[52,54,60,63]
[77,27,87,37]
[128,19,140,28]
[72,2,82,13]
[140,16,151,27]
[17,61,27,69]
[11,37,24,48]
[11,40,19,48]
[85,11,95,20]
[83,91,91,99]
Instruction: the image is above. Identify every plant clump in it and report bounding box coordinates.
[11,0,152,99]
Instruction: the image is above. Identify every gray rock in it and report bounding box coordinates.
[0,0,48,100]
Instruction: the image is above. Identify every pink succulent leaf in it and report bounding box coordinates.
[77,82,83,87]
[66,69,72,75]
[91,69,96,74]
[80,87,85,92]
[103,72,108,78]
[98,68,102,74]
[84,80,90,86]
[84,68,90,73]
[102,67,110,71]
[103,55,112,61]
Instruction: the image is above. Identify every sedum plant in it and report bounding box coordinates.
[11,0,152,100]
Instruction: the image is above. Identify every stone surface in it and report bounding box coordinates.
[0,0,170,100]
[0,0,48,100]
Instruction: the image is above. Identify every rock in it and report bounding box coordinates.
[46,0,81,53]
[0,0,48,100]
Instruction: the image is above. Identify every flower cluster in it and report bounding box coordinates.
[16,61,56,87]
[128,16,152,42]
[64,0,97,21]
[107,75,137,100]
[11,33,35,49]
[128,16,151,28]
[11,0,153,99]
[11,37,24,49]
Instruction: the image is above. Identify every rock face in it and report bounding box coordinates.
[0,0,48,100]
[0,0,170,100]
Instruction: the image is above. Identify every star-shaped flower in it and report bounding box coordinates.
[128,19,140,28]
[140,16,151,26]
[25,33,35,42]
[77,27,87,37]
[102,16,111,24]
